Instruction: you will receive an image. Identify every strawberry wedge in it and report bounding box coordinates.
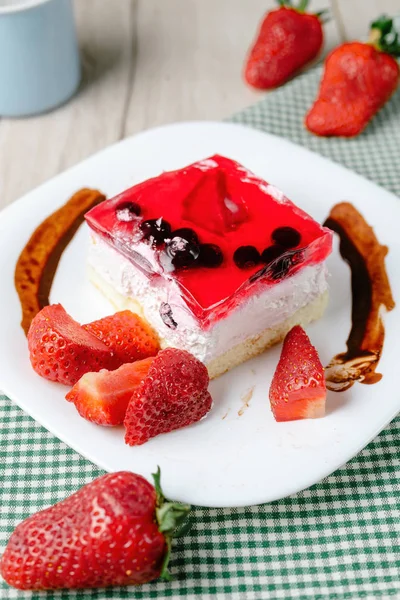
[28,304,119,386]
[66,358,154,426]
[84,310,159,364]
[269,325,326,421]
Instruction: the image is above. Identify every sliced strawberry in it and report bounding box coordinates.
[124,348,212,446]
[84,310,160,364]
[28,304,118,386]
[269,325,326,422]
[66,357,155,426]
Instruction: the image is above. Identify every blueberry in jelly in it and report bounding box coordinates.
[115,201,141,222]
[261,245,285,264]
[171,227,199,245]
[160,302,178,330]
[140,218,171,244]
[166,235,200,269]
[271,226,301,248]
[198,244,223,268]
[233,246,261,269]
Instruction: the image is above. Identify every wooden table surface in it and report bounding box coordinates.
[0,0,398,208]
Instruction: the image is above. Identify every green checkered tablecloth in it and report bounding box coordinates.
[1,68,400,600]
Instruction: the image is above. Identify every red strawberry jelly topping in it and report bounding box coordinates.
[86,155,332,326]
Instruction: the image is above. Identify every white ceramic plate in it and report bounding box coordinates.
[0,122,398,508]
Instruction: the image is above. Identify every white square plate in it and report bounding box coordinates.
[0,122,398,507]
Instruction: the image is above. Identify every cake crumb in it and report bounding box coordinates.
[222,409,230,420]
[238,386,255,416]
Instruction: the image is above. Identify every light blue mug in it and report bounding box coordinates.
[0,0,81,117]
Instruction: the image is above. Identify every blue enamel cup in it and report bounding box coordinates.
[0,0,81,117]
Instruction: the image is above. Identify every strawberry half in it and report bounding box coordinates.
[269,325,326,421]
[66,357,155,426]
[0,469,190,590]
[124,348,212,446]
[84,310,160,364]
[28,304,118,386]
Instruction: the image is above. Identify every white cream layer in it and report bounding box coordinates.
[88,233,328,363]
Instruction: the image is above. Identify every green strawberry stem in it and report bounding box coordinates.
[297,0,309,12]
[276,0,328,19]
[369,15,400,57]
[152,467,191,581]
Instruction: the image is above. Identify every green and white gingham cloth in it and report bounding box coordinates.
[1,68,400,600]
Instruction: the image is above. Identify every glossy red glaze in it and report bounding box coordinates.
[86,155,332,326]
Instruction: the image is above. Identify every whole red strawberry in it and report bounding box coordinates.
[306,15,400,137]
[269,325,326,421]
[84,310,159,364]
[28,304,119,385]
[244,0,324,90]
[0,469,190,590]
[124,348,212,446]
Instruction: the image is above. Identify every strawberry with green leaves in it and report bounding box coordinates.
[0,469,190,590]
[244,0,325,90]
[306,15,400,137]
[269,325,326,421]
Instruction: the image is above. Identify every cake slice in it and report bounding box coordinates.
[85,155,332,378]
